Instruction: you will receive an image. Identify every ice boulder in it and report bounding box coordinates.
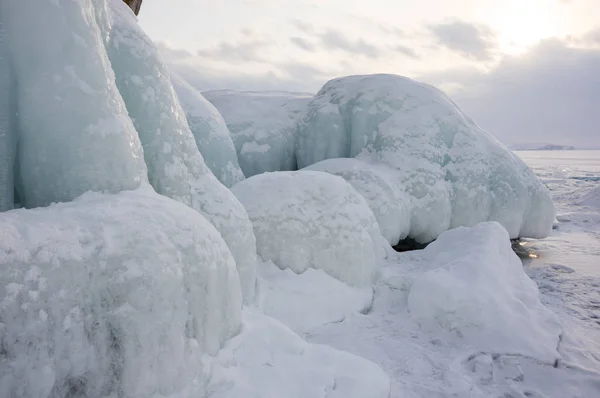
[0,19,14,212]
[296,74,555,242]
[232,171,385,287]
[407,222,562,363]
[2,0,148,208]
[101,0,257,303]
[0,188,241,398]
[305,158,412,245]
[205,90,312,177]
[170,73,245,188]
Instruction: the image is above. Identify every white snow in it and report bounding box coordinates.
[304,158,412,246]
[170,73,245,188]
[101,0,258,303]
[204,90,312,177]
[296,74,555,243]
[232,170,386,287]
[579,186,600,208]
[0,188,242,398]
[2,0,148,208]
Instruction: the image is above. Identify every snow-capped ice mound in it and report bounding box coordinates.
[208,311,391,398]
[2,0,148,209]
[579,186,600,208]
[0,20,13,212]
[205,90,312,177]
[296,74,555,242]
[101,0,257,303]
[0,188,241,398]
[408,222,562,362]
[232,171,385,287]
[305,158,412,245]
[170,73,245,188]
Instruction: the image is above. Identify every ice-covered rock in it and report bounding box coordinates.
[305,158,412,245]
[408,222,562,362]
[101,0,257,303]
[296,74,555,242]
[2,0,148,208]
[0,188,241,398]
[0,19,14,212]
[232,171,385,287]
[205,90,312,177]
[171,73,244,188]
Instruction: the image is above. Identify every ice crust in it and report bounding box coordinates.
[296,74,555,243]
[205,90,312,177]
[232,170,385,287]
[170,73,245,188]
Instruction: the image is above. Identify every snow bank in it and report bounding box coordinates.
[408,222,562,362]
[102,0,257,303]
[208,311,391,398]
[205,90,312,177]
[296,74,555,242]
[0,19,14,212]
[171,73,245,188]
[232,171,385,287]
[2,0,148,208]
[0,189,241,398]
[305,158,412,245]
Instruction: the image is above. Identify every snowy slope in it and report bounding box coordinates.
[205,90,312,177]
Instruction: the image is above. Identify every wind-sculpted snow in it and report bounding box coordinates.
[171,73,245,188]
[0,189,242,398]
[305,158,412,246]
[232,171,386,287]
[102,0,257,303]
[0,20,14,212]
[1,0,148,208]
[408,222,562,362]
[296,74,555,242]
[205,90,312,177]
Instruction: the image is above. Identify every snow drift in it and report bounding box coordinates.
[0,189,242,398]
[296,74,555,243]
[205,90,312,177]
[100,0,257,303]
[170,73,244,188]
[232,171,385,287]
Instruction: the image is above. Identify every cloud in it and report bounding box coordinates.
[290,36,316,52]
[584,28,600,45]
[421,37,600,148]
[319,29,381,57]
[196,38,271,62]
[428,20,497,61]
[394,44,419,59]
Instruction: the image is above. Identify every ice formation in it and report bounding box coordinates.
[205,90,312,177]
[170,73,245,188]
[0,19,14,212]
[408,222,562,362]
[232,170,385,287]
[2,0,148,208]
[296,74,555,243]
[305,158,412,245]
[0,189,242,398]
[101,0,257,302]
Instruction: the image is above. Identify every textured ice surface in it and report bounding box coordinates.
[171,73,244,188]
[305,158,412,245]
[208,311,391,398]
[102,0,257,303]
[0,19,14,212]
[408,222,562,362]
[232,170,385,287]
[0,188,242,398]
[2,0,147,208]
[296,74,555,242]
[579,186,600,208]
[205,90,312,177]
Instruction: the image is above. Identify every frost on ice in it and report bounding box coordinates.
[205,90,312,177]
[170,73,245,188]
[101,0,257,303]
[0,189,242,398]
[232,171,386,287]
[305,158,412,246]
[296,74,555,243]
[408,222,562,362]
[2,0,148,208]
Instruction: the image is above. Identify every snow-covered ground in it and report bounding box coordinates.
[257,150,600,398]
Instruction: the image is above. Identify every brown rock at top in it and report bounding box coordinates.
[123,0,143,15]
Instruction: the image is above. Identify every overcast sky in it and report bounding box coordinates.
[138,0,600,148]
